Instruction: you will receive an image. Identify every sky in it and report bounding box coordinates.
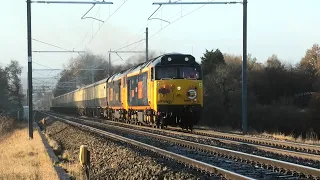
[1,0,320,90]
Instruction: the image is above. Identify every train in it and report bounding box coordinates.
[51,53,203,130]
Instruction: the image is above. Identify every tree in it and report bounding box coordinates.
[266,54,283,69]
[299,43,320,82]
[0,66,10,112]
[5,60,24,111]
[202,57,242,126]
[200,49,225,76]
[199,46,320,136]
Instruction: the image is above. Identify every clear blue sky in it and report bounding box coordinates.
[1,0,320,88]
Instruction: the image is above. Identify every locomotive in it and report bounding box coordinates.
[51,53,203,130]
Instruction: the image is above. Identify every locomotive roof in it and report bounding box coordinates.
[150,53,199,67]
[124,53,199,76]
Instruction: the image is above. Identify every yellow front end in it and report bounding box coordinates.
[154,79,203,108]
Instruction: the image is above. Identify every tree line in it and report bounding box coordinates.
[201,43,320,137]
[0,61,24,118]
[54,44,320,137]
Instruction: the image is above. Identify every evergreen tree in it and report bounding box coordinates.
[200,49,225,76]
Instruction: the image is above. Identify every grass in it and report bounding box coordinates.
[195,124,320,145]
[0,117,59,180]
[45,134,61,154]
[264,131,320,145]
[58,161,84,180]
[0,116,16,137]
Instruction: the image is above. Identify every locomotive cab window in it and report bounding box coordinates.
[155,66,202,80]
[179,66,201,79]
[155,67,177,79]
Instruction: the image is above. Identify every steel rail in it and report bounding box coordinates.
[189,128,320,154]
[41,112,253,180]
[43,111,320,178]
[49,111,320,162]
[46,111,320,155]
[107,119,320,161]
[53,110,320,155]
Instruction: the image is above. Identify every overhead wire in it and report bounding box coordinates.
[106,1,187,55]
[86,0,129,47]
[33,4,108,90]
[148,1,211,40]
[74,4,102,50]
[31,39,73,78]
[33,61,54,70]
[125,1,209,52]
[32,38,71,51]
[115,39,145,51]
[113,5,164,51]
[119,0,194,52]
[114,26,147,50]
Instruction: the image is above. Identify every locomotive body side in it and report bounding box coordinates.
[104,70,129,120]
[125,66,150,123]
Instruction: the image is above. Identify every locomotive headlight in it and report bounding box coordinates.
[185,57,189,61]
[168,57,172,61]
[177,86,181,91]
[187,89,197,100]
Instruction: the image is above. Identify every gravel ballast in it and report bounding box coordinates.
[58,114,320,169]
[35,114,216,180]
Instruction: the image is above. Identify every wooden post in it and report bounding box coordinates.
[41,118,46,133]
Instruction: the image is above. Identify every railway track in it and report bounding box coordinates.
[41,111,320,179]
[46,111,320,167]
[47,111,320,156]
[184,128,320,155]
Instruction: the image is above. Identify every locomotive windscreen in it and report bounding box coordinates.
[155,66,202,80]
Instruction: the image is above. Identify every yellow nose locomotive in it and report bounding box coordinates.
[145,53,203,130]
[51,53,203,130]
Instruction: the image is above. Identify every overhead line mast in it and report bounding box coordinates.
[27,0,113,139]
[150,0,248,134]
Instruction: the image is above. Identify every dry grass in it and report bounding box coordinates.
[0,124,59,180]
[262,132,296,141]
[59,161,84,180]
[194,125,244,134]
[45,134,61,153]
[262,131,320,145]
[196,124,320,145]
[0,116,16,137]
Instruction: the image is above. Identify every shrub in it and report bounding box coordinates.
[248,104,308,136]
[0,116,16,136]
